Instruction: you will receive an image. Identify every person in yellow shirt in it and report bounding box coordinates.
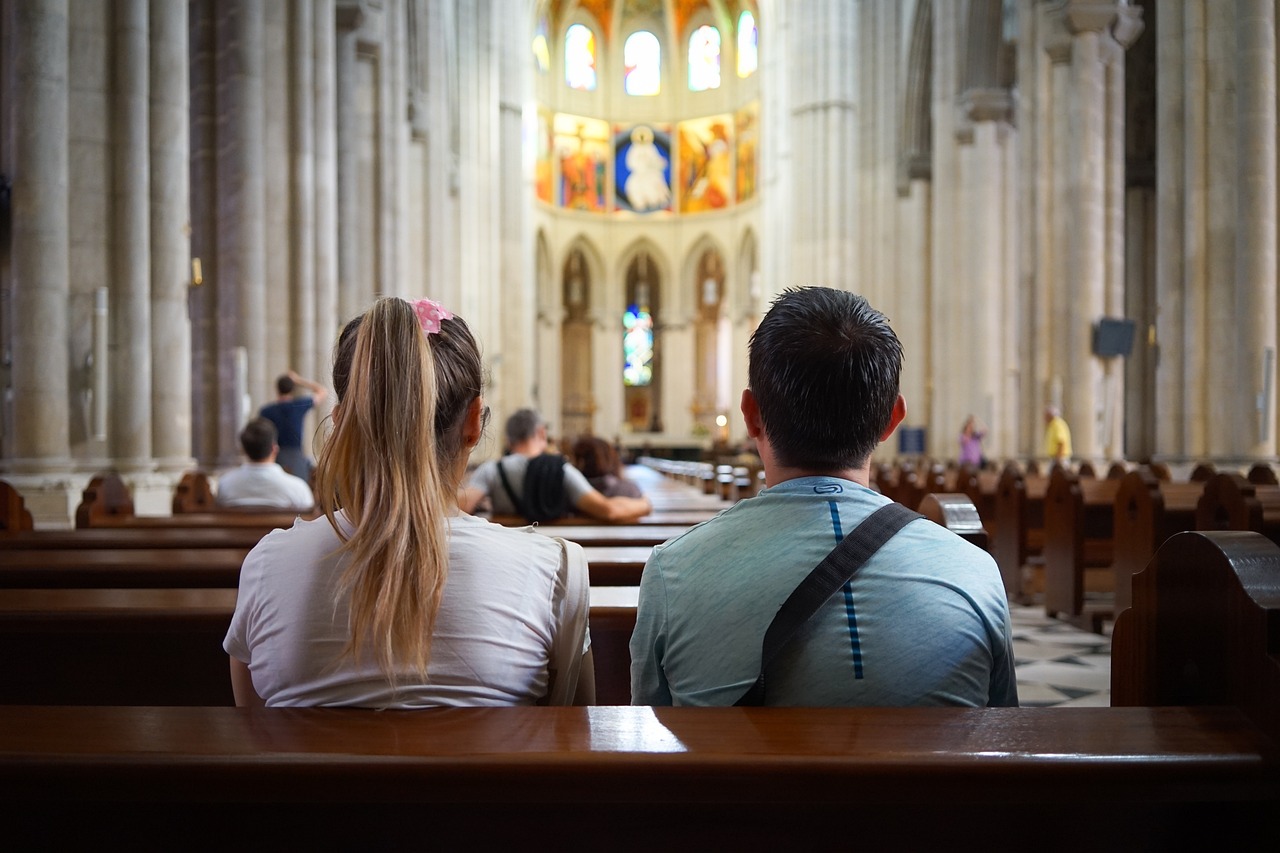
[1043,405,1072,463]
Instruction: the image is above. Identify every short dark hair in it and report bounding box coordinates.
[240,417,278,462]
[505,408,544,447]
[747,286,902,471]
[276,375,295,395]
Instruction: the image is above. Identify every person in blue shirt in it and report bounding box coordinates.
[259,370,327,483]
[630,286,1018,708]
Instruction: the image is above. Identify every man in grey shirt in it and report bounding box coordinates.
[459,408,651,523]
[630,287,1017,707]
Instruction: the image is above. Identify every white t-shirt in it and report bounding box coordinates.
[224,512,590,707]
[466,453,595,516]
[215,462,314,510]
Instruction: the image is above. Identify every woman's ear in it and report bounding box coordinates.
[462,397,484,448]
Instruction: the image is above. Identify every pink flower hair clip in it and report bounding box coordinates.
[410,297,454,335]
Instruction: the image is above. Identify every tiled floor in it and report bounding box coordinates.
[1010,603,1112,707]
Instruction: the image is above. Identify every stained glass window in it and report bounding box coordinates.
[533,17,550,73]
[688,26,721,91]
[624,31,661,96]
[623,305,654,386]
[565,24,597,91]
[737,12,758,78]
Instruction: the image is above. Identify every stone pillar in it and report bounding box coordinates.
[1154,0,1186,456]
[1236,0,1277,456]
[962,93,1011,459]
[788,0,858,291]
[313,0,338,379]
[929,0,962,456]
[335,4,361,325]
[290,0,316,380]
[149,0,192,472]
[109,0,152,472]
[215,0,266,465]
[8,0,71,473]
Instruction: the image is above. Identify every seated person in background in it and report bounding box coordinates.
[630,286,1017,708]
[216,417,315,511]
[225,297,593,708]
[459,408,651,523]
[571,435,644,499]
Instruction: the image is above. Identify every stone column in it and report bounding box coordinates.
[109,0,152,472]
[335,3,361,325]
[313,0,338,379]
[962,91,1012,459]
[290,0,316,380]
[1154,0,1186,456]
[215,0,266,465]
[1236,0,1277,456]
[7,0,71,474]
[149,0,192,472]
[788,0,858,291]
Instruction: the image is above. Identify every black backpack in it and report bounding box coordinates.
[497,454,571,523]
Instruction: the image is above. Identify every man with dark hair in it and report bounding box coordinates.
[630,286,1016,707]
[258,370,328,482]
[459,407,651,523]
[216,417,315,510]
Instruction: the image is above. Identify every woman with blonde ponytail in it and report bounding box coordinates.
[224,297,594,707]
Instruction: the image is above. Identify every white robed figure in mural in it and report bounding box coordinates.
[624,126,671,212]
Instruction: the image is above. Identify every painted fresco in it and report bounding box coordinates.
[555,113,610,212]
[678,115,733,213]
[535,108,554,205]
[614,124,672,214]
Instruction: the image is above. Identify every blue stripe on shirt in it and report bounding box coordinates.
[828,501,864,679]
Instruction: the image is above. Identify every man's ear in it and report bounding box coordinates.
[463,397,485,448]
[741,388,763,438]
[880,394,907,441]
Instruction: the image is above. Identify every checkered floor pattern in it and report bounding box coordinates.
[1010,604,1112,707]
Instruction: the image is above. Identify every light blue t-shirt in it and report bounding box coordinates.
[630,477,1018,707]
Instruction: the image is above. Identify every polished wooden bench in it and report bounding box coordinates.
[0,585,643,706]
[0,545,651,589]
[1111,470,1205,612]
[990,464,1049,602]
[1042,467,1119,631]
[3,531,1278,847]
[1196,473,1280,545]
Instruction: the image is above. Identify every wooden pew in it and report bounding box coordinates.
[990,464,1048,603]
[0,585,644,707]
[171,470,216,513]
[1195,473,1280,545]
[1112,529,1280,745]
[1042,466,1118,631]
[74,471,315,529]
[0,480,34,531]
[917,493,988,549]
[3,532,1278,847]
[0,527,277,550]
[1111,470,1205,612]
[0,545,651,590]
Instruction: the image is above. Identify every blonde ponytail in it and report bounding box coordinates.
[314,297,459,677]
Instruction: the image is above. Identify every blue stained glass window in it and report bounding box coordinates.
[625,31,661,96]
[623,305,654,386]
[565,24,597,91]
[688,26,721,91]
[737,12,758,78]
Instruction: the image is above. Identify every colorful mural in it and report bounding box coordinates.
[555,114,610,212]
[614,124,672,214]
[736,102,759,204]
[678,115,733,213]
[535,108,554,205]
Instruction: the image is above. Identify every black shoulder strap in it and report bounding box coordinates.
[735,501,922,707]
[496,460,528,520]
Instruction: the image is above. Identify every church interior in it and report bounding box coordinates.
[5,0,1277,520]
[1,2,1279,839]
